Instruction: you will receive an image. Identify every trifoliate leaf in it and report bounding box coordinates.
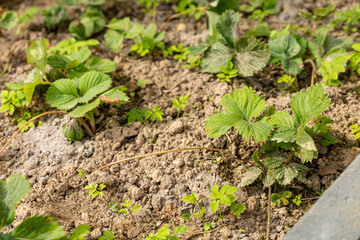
[85,56,116,73]
[8,216,65,239]
[0,174,30,228]
[290,84,331,125]
[63,119,84,143]
[69,224,91,240]
[206,87,271,143]
[46,78,79,110]
[26,39,48,74]
[78,71,112,103]
[232,36,270,77]
[215,10,240,48]
[69,98,101,118]
[240,166,262,186]
[200,42,234,73]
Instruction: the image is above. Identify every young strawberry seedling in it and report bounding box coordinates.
[271,191,292,206]
[85,183,106,199]
[172,95,189,118]
[109,200,142,215]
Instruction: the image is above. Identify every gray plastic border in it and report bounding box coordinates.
[284,153,360,240]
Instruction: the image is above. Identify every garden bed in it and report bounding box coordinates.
[1,0,360,239]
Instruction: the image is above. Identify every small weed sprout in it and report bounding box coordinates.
[216,61,238,83]
[350,124,360,140]
[85,183,106,199]
[292,194,302,207]
[173,95,189,118]
[109,200,142,215]
[145,106,164,122]
[277,75,297,92]
[77,169,87,178]
[143,224,188,240]
[163,43,190,62]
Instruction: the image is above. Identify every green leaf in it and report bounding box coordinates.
[172,225,188,235]
[290,84,331,125]
[268,111,295,129]
[216,10,240,48]
[26,39,48,74]
[246,23,271,37]
[100,87,129,105]
[8,216,65,239]
[99,231,115,240]
[209,200,220,213]
[296,126,317,151]
[132,205,142,213]
[69,98,101,118]
[0,174,30,228]
[23,69,44,104]
[46,79,79,110]
[106,17,130,31]
[126,108,146,123]
[233,36,270,77]
[240,166,262,186]
[70,225,91,240]
[62,120,84,143]
[182,193,198,204]
[78,71,112,103]
[200,42,234,73]
[0,11,18,30]
[230,202,246,216]
[105,29,124,52]
[206,87,271,143]
[85,57,116,73]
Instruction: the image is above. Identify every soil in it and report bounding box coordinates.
[1,0,360,239]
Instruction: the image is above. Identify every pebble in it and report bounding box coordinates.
[86,146,94,158]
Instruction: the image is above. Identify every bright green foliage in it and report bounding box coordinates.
[63,119,84,143]
[104,17,131,52]
[85,183,106,199]
[299,4,335,23]
[269,33,307,76]
[49,38,100,55]
[77,169,87,177]
[206,87,271,143]
[176,0,205,20]
[0,11,18,30]
[183,56,201,69]
[317,53,352,86]
[143,224,188,240]
[99,231,117,240]
[0,90,29,116]
[27,39,48,76]
[69,7,106,40]
[209,184,245,221]
[192,10,270,75]
[126,108,148,123]
[330,4,360,33]
[109,200,142,215]
[216,61,238,82]
[17,112,35,132]
[173,95,189,117]
[240,0,279,22]
[42,5,67,30]
[130,24,165,56]
[145,106,164,122]
[292,194,302,206]
[350,124,360,140]
[271,191,292,206]
[68,225,91,240]
[163,43,190,62]
[349,43,360,74]
[277,74,296,91]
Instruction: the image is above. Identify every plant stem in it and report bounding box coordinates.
[160,5,209,32]
[285,150,295,165]
[310,21,317,36]
[0,111,66,155]
[266,186,271,240]
[99,147,235,170]
[305,59,316,86]
[0,40,30,78]
[79,118,94,137]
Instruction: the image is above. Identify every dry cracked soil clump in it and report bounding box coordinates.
[1,0,360,239]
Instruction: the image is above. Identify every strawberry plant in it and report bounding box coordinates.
[206,84,333,187]
[189,10,270,76]
[42,5,68,30]
[0,7,39,35]
[85,183,106,198]
[144,106,164,122]
[163,43,190,62]
[299,4,335,35]
[216,61,238,83]
[45,71,129,138]
[349,43,360,74]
